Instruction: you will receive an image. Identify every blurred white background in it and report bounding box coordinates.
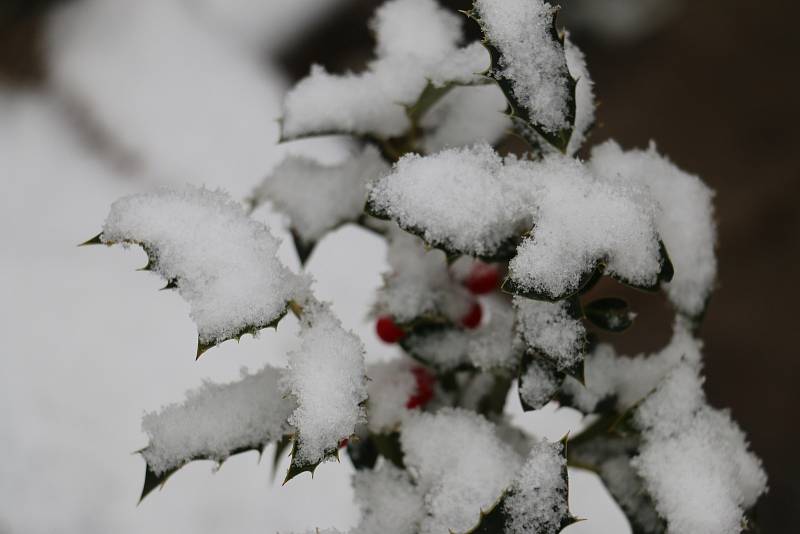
[0,0,630,532]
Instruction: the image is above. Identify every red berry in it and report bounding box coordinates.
[338,438,349,449]
[464,262,500,295]
[406,367,435,409]
[376,315,405,343]
[460,301,483,329]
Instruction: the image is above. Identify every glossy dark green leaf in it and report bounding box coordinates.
[138,444,265,503]
[282,439,338,485]
[584,297,634,332]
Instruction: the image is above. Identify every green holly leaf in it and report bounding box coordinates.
[465,436,579,533]
[462,4,576,154]
[584,297,634,332]
[195,307,288,359]
[365,198,522,263]
[282,439,339,485]
[501,260,605,303]
[137,443,267,503]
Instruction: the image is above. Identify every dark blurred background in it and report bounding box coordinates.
[2,0,798,531]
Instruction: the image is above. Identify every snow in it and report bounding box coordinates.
[352,464,424,534]
[467,296,522,370]
[370,0,462,60]
[519,357,561,410]
[100,185,307,347]
[632,365,767,534]
[429,42,491,88]
[474,0,572,134]
[400,409,523,534]
[374,228,473,323]
[561,320,702,413]
[404,328,471,371]
[368,144,533,257]
[564,37,595,155]
[421,84,510,153]
[504,440,568,534]
[509,154,663,299]
[251,145,389,245]
[141,365,294,475]
[281,0,474,140]
[365,358,418,433]
[514,298,586,371]
[402,296,520,371]
[590,140,717,317]
[284,303,368,464]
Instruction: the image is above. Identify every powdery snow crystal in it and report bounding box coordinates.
[590,140,717,317]
[519,357,561,410]
[368,144,534,257]
[100,186,306,347]
[400,409,523,533]
[514,297,586,371]
[474,0,572,133]
[421,84,510,153]
[631,365,767,534]
[251,146,388,244]
[374,228,473,323]
[352,464,424,534]
[365,358,419,433]
[141,365,294,475]
[508,154,663,299]
[564,36,595,155]
[284,303,368,464]
[561,320,702,413]
[504,440,569,534]
[282,0,473,140]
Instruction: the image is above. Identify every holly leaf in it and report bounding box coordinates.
[584,298,634,332]
[465,436,579,533]
[282,438,339,485]
[137,444,266,503]
[462,4,576,154]
[501,260,605,303]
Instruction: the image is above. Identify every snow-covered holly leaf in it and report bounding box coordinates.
[280,0,490,146]
[136,365,294,501]
[589,140,716,319]
[465,1,577,153]
[367,145,534,261]
[518,351,565,412]
[250,146,389,265]
[138,443,266,503]
[502,259,604,302]
[514,297,587,383]
[87,186,307,358]
[584,297,635,332]
[283,303,368,473]
[465,437,579,533]
[282,438,339,485]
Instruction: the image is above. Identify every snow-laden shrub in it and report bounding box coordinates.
[84,1,765,532]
